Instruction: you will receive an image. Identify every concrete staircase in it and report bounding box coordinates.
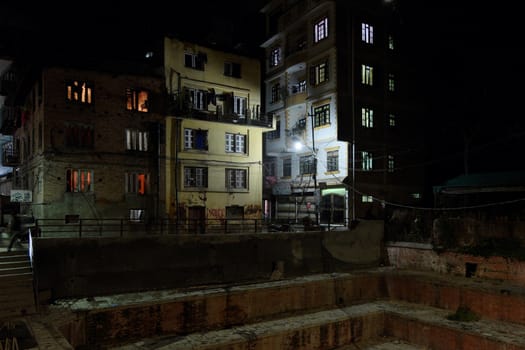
[0,250,36,320]
[40,269,525,349]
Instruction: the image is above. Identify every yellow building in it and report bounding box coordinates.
[163,37,273,230]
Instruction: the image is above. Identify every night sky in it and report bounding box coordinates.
[1,0,524,185]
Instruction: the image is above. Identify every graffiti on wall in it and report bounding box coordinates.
[208,208,225,219]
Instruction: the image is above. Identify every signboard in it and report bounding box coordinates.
[10,190,32,203]
[272,182,292,195]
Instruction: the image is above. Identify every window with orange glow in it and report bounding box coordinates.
[126,88,149,112]
[66,169,93,192]
[126,172,148,194]
[66,80,93,104]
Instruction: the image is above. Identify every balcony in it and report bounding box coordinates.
[168,93,273,128]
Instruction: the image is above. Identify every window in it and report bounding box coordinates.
[388,113,396,127]
[226,205,244,219]
[313,104,330,127]
[184,129,208,150]
[66,169,93,192]
[186,88,208,110]
[361,108,374,128]
[129,209,145,222]
[184,52,206,70]
[361,65,373,86]
[65,123,94,148]
[66,80,93,104]
[264,161,276,177]
[310,61,329,86]
[291,80,307,94]
[184,167,208,188]
[226,168,247,189]
[388,155,394,173]
[361,23,374,44]
[126,173,148,194]
[225,133,246,153]
[266,119,281,140]
[361,151,373,171]
[270,46,281,67]
[362,195,373,203]
[271,82,281,103]
[283,158,292,177]
[234,96,247,117]
[327,150,338,172]
[411,193,421,199]
[224,62,241,78]
[388,35,395,50]
[314,17,329,43]
[126,89,149,112]
[388,73,395,92]
[126,129,149,151]
[300,155,315,175]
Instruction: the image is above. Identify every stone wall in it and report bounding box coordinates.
[32,220,383,300]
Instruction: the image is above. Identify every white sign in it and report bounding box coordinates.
[10,190,32,203]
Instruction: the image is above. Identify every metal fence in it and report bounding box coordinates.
[34,218,271,238]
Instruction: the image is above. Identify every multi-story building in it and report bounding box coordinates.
[163,37,273,229]
[0,60,166,223]
[261,0,425,225]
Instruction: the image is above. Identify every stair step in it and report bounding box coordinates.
[108,301,525,349]
[0,260,31,269]
[110,304,385,349]
[0,266,32,276]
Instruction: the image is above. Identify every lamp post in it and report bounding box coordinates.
[293,109,319,227]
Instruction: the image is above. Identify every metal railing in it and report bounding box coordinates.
[34,218,273,238]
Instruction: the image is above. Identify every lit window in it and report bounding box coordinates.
[388,114,396,126]
[361,151,373,171]
[186,88,208,110]
[411,193,421,199]
[313,104,330,127]
[126,89,149,112]
[361,108,374,128]
[184,167,208,188]
[310,61,329,86]
[125,129,149,151]
[361,23,374,44]
[327,150,338,172]
[233,96,247,117]
[270,47,281,67]
[66,169,93,192]
[388,73,395,92]
[184,129,208,150]
[126,173,148,194]
[226,168,247,189]
[314,17,329,43]
[129,209,145,222]
[362,195,373,203]
[388,155,394,173]
[66,80,93,104]
[361,65,373,86]
[388,35,395,50]
[225,133,246,153]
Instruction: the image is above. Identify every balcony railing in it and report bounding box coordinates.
[168,93,272,128]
